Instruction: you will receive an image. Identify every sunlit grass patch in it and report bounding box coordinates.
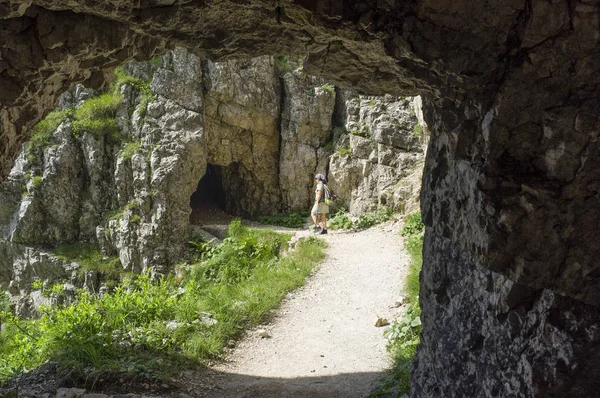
[0,220,325,386]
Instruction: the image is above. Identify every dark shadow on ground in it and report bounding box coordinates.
[1,365,386,398]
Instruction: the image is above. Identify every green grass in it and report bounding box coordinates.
[0,220,326,385]
[53,242,120,275]
[370,211,424,397]
[121,141,142,161]
[27,108,74,164]
[105,200,140,224]
[71,93,122,141]
[257,211,310,228]
[31,176,43,190]
[274,56,300,75]
[337,147,352,157]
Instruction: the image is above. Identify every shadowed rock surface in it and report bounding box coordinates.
[1,1,599,396]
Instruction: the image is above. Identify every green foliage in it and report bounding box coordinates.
[0,220,325,384]
[71,93,122,141]
[321,83,335,94]
[306,88,315,98]
[106,200,140,224]
[371,211,424,397]
[54,242,120,275]
[412,122,423,139]
[112,68,156,120]
[191,220,292,284]
[329,207,392,230]
[150,56,162,66]
[27,108,74,163]
[130,215,142,224]
[31,176,43,190]
[274,56,300,75]
[354,207,392,229]
[368,100,376,106]
[31,278,44,290]
[337,147,352,157]
[257,211,310,228]
[328,212,353,230]
[121,141,142,161]
[401,212,424,238]
[350,125,370,139]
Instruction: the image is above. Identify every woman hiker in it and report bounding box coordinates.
[311,173,329,235]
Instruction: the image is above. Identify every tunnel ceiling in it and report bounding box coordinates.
[2,0,580,180]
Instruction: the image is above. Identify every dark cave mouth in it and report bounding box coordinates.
[189,164,230,225]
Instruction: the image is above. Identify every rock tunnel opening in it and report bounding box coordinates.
[189,163,228,225]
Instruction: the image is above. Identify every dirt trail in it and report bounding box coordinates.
[174,224,410,398]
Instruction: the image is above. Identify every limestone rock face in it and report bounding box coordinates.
[0,50,423,318]
[279,71,336,211]
[203,56,282,216]
[329,94,425,213]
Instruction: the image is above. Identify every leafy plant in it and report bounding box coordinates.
[257,211,310,228]
[329,207,392,230]
[31,176,43,190]
[54,242,120,275]
[274,56,302,76]
[321,83,335,94]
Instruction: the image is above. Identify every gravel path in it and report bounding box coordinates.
[178,225,409,398]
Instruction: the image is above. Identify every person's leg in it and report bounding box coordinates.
[320,212,327,234]
[311,204,321,231]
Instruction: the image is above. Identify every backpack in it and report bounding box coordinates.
[323,184,338,205]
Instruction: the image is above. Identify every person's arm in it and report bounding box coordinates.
[315,184,323,203]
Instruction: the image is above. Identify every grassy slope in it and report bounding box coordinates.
[0,221,326,385]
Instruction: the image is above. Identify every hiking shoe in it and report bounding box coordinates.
[312,226,322,233]
[319,229,328,235]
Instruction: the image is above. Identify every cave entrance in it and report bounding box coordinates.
[189,164,232,225]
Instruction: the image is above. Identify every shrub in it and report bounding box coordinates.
[31,176,43,190]
[274,56,300,75]
[257,211,309,228]
[412,122,423,139]
[329,207,392,230]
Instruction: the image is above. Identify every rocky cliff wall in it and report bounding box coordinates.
[0,48,424,317]
[1,1,599,395]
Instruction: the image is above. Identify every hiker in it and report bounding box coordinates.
[311,173,329,234]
